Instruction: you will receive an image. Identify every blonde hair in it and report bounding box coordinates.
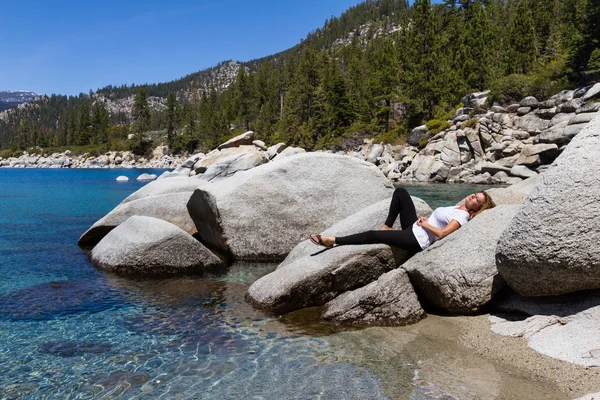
[469,192,496,220]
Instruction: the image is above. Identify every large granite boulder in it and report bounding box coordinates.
[485,176,539,205]
[245,196,432,314]
[187,153,395,261]
[199,150,265,182]
[91,216,222,276]
[79,192,197,248]
[490,289,600,367]
[193,146,258,174]
[121,176,205,204]
[320,268,425,326]
[496,115,600,296]
[403,205,519,314]
[217,131,254,150]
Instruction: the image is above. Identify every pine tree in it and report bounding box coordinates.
[369,37,398,131]
[507,0,537,74]
[91,101,109,144]
[165,92,178,148]
[234,66,254,131]
[77,98,92,145]
[132,87,151,134]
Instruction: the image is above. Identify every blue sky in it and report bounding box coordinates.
[1,0,370,96]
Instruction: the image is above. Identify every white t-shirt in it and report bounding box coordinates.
[412,206,470,249]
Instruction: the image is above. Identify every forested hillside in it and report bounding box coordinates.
[1,0,599,156]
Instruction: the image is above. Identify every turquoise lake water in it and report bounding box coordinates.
[0,169,497,399]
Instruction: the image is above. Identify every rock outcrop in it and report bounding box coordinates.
[403,205,520,313]
[496,114,600,296]
[187,153,395,261]
[320,268,426,326]
[245,197,431,314]
[90,216,223,276]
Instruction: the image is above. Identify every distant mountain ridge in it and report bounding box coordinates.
[0,90,40,111]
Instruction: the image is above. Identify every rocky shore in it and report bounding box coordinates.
[75,84,600,393]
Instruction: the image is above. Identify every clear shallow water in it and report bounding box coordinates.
[0,170,521,399]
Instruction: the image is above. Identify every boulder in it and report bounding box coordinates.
[407,125,428,147]
[490,289,600,367]
[516,107,531,116]
[116,176,129,182]
[193,146,257,174]
[569,112,598,125]
[320,268,426,326]
[557,98,584,113]
[583,83,600,101]
[403,206,519,313]
[217,131,254,150]
[480,162,511,175]
[199,150,265,182]
[252,140,267,151]
[272,146,306,161]
[136,173,157,181]
[245,196,431,314]
[265,143,286,159]
[366,144,384,164]
[120,176,205,204]
[496,115,600,296]
[515,144,558,166]
[461,90,490,108]
[79,192,197,248]
[187,153,395,261]
[514,114,550,134]
[509,165,537,179]
[485,175,539,205]
[520,96,539,108]
[408,155,437,182]
[91,216,222,276]
[181,153,205,169]
[577,102,600,114]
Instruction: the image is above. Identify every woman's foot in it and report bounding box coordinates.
[380,225,392,231]
[310,234,335,248]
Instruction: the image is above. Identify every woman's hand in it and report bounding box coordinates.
[416,216,428,226]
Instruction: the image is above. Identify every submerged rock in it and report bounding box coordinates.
[91,216,222,276]
[187,153,394,261]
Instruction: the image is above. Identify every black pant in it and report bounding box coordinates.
[336,187,422,253]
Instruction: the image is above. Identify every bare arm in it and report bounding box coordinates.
[416,217,462,239]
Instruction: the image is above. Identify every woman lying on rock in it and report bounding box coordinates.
[311,187,495,252]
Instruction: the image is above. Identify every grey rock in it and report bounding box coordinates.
[490,290,600,367]
[534,107,557,119]
[461,90,490,108]
[557,98,584,113]
[506,104,520,113]
[321,268,425,326]
[538,99,557,109]
[187,153,395,261]
[181,153,205,169]
[549,112,575,127]
[509,165,537,179]
[272,146,306,161]
[200,150,265,182]
[252,140,267,151]
[551,90,574,103]
[194,146,257,173]
[404,206,520,313]
[515,144,558,166]
[246,196,432,314]
[217,131,254,150]
[453,114,469,122]
[493,171,510,183]
[480,162,511,175]
[583,82,600,101]
[485,176,539,205]
[91,216,222,276]
[79,192,197,248]
[568,112,598,125]
[514,114,550,134]
[116,176,129,182]
[122,177,205,204]
[265,143,286,159]
[366,144,384,164]
[407,125,428,147]
[136,173,157,181]
[505,177,523,185]
[496,114,600,296]
[520,96,539,108]
[469,172,493,184]
[491,106,506,113]
[576,102,600,114]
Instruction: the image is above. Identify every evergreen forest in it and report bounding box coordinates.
[1,0,599,157]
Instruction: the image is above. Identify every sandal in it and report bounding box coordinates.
[310,234,333,248]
